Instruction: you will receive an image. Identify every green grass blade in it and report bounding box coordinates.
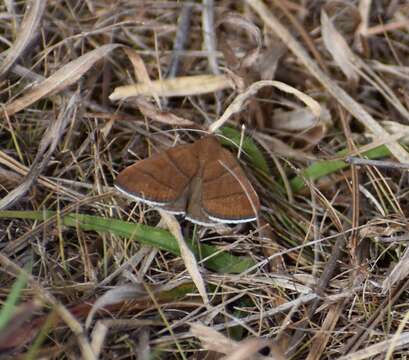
[0,211,254,274]
[0,265,29,331]
[290,145,392,192]
[219,126,270,175]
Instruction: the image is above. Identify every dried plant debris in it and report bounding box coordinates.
[1,0,409,358]
[0,0,47,78]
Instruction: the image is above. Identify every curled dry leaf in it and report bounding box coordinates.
[321,11,359,83]
[0,0,47,78]
[210,80,321,133]
[272,106,330,132]
[109,74,234,100]
[272,105,332,148]
[3,43,121,116]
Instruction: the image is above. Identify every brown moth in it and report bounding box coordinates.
[115,135,260,226]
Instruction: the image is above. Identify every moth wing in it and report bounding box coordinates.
[115,143,198,211]
[201,149,260,223]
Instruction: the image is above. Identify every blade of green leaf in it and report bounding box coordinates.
[0,264,29,331]
[219,126,270,176]
[290,145,393,192]
[0,211,255,274]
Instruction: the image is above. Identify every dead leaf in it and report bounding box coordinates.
[109,74,234,100]
[272,105,332,148]
[272,106,327,132]
[210,80,321,133]
[159,211,209,305]
[122,47,161,108]
[4,43,121,116]
[321,11,359,83]
[0,0,47,78]
[123,48,151,85]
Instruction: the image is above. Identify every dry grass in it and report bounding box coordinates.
[1,0,409,359]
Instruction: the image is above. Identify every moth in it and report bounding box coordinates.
[115,135,260,226]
